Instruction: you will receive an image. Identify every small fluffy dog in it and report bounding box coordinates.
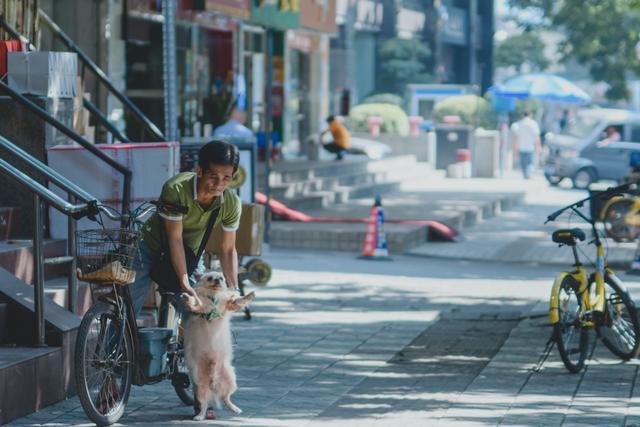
[181,271,255,421]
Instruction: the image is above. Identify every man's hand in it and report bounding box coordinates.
[181,285,202,308]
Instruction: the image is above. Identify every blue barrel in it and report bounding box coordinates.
[137,328,173,378]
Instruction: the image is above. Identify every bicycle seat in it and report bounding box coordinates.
[552,228,586,246]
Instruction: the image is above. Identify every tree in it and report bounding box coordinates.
[495,32,550,72]
[509,0,640,100]
[377,37,433,95]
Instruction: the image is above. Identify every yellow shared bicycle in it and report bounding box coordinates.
[546,183,640,373]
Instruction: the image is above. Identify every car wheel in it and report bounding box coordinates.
[572,168,595,189]
[545,174,563,186]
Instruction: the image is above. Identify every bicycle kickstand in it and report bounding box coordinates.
[533,334,556,373]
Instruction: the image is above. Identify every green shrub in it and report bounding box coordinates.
[433,95,497,129]
[349,103,410,136]
[361,93,404,108]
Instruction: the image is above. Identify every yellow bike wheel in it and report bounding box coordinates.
[596,276,640,360]
[553,277,588,373]
[603,198,636,242]
[245,259,272,286]
[229,165,247,190]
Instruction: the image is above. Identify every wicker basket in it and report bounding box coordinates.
[76,229,140,285]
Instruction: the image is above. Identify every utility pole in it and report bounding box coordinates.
[162,0,178,141]
[264,28,273,244]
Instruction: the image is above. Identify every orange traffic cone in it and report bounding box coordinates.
[359,196,391,260]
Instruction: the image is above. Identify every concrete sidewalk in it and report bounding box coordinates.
[8,250,640,427]
[407,173,639,268]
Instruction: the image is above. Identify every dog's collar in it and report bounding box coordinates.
[197,295,223,321]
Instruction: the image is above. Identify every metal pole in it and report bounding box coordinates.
[0,80,132,210]
[162,0,178,141]
[264,29,273,244]
[67,194,77,314]
[82,98,131,143]
[33,194,45,347]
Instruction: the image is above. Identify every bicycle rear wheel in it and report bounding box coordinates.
[75,301,133,426]
[597,276,640,360]
[553,277,589,373]
[603,198,636,242]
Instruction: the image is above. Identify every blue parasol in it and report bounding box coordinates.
[489,73,591,104]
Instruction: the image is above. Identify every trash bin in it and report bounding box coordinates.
[435,124,473,170]
[472,129,500,178]
[137,327,173,378]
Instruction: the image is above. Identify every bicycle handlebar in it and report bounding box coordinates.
[545,182,634,224]
[74,200,189,223]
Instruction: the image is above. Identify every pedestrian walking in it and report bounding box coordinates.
[510,111,541,179]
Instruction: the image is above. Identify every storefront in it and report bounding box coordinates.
[249,0,299,155]
[123,0,250,138]
[331,0,383,111]
[284,0,335,155]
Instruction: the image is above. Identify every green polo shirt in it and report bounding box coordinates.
[141,172,241,255]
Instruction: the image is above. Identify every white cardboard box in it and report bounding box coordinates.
[8,51,78,98]
[47,142,180,238]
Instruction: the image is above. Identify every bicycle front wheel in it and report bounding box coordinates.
[553,277,589,373]
[75,301,133,426]
[596,276,640,360]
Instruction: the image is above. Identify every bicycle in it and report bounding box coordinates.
[73,201,195,426]
[600,191,640,242]
[546,183,640,373]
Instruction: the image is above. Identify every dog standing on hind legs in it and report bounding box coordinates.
[180,271,255,420]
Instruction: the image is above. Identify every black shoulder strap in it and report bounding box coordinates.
[196,207,220,260]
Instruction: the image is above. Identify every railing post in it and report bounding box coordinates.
[67,194,78,314]
[33,194,45,347]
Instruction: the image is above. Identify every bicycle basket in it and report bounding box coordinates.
[76,229,140,285]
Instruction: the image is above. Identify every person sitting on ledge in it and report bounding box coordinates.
[319,115,366,160]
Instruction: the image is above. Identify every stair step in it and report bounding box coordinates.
[258,155,418,186]
[0,345,65,424]
[269,221,429,252]
[43,277,92,316]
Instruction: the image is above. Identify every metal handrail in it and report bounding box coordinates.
[0,135,96,204]
[0,16,133,145]
[0,79,132,212]
[0,145,97,346]
[0,157,93,215]
[82,98,131,143]
[0,16,36,51]
[37,10,166,142]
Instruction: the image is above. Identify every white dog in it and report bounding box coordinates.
[180,271,255,421]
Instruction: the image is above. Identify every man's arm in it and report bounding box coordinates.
[164,218,201,302]
[219,229,238,290]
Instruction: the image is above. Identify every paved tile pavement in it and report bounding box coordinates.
[408,175,639,268]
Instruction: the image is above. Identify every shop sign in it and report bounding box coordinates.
[299,0,336,33]
[252,0,299,30]
[396,7,424,38]
[335,0,383,31]
[205,0,251,19]
[440,5,468,46]
[286,31,318,53]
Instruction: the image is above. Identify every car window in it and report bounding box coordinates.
[629,125,640,142]
[561,115,600,139]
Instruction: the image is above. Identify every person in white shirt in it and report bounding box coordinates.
[213,106,254,140]
[510,111,541,179]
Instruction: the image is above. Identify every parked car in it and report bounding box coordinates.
[544,109,640,189]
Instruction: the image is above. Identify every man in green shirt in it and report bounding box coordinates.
[129,140,242,316]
